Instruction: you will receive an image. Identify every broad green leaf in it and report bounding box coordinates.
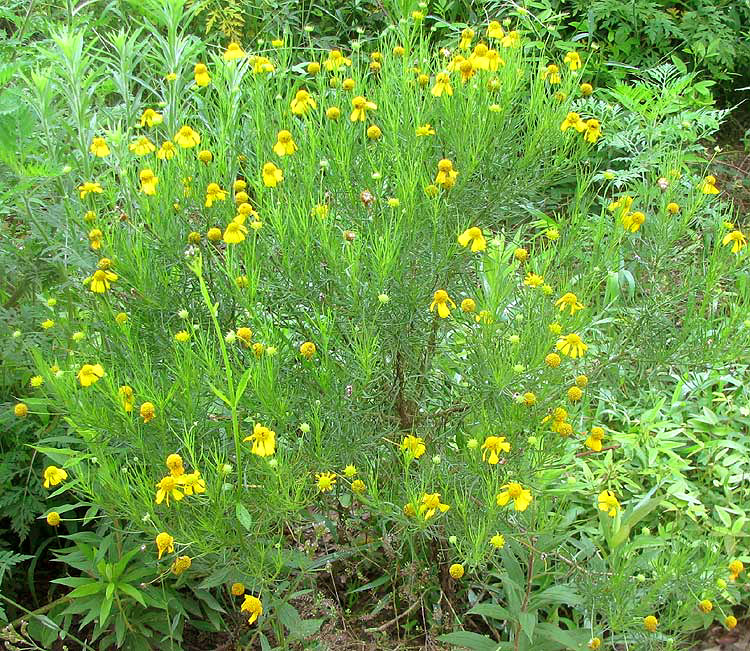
[236,503,253,531]
[438,631,503,651]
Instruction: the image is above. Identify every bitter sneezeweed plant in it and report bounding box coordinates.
[6,0,749,647]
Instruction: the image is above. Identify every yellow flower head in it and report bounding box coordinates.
[490,533,505,549]
[567,386,583,402]
[524,273,544,288]
[204,183,227,208]
[273,129,298,156]
[86,269,118,293]
[140,401,155,423]
[316,471,336,492]
[555,292,584,315]
[461,298,476,313]
[350,96,377,122]
[174,126,201,148]
[241,595,263,625]
[262,162,283,188]
[698,599,713,614]
[14,403,29,418]
[598,490,620,517]
[77,363,105,387]
[514,247,528,263]
[366,125,382,140]
[722,230,747,254]
[488,21,504,39]
[418,492,450,520]
[166,453,184,477]
[431,72,453,97]
[496,482,532,511]
[545,353,561,368]
[622,211,645,233]
[542,63,561,84]
[300,341,316,359]
[580,82,593,96]
[556,333,587,359]
[43,465,68,489]
[291,89,317,116]
[155,532,174,559]
[194,62,211,86]
[79,181,103,199]
[231,582,245,596]
[584,426,605,452]
[435,158,458,189]
[157,141,176,160]
[564,51,582,70]
[351,479,366,494]
[481,436,510,464]
[343,464,357,478]
[224,42,245,61]
[560,112,586,133]
[726,615,738,630]
[46,511,61,527]
[401,435,426,459]
[171,555,192,575]
[643,615,658,632]
[429,289,456,318]
[449,563,465,579]
[458,227,486,252]
[729,559,744,581]
[459,27,474,50]
[584,119,601,143]
[223,221,247,244]
[140,108,163,127]
[326,106,341,120]
[243,423,276,457]
[182,470,206,496]
[89,137,110,157]
[324,49,352,72]
[155,475,184,506]
[416,123,436,137]
[588,638,601,650]
[139,168,158,196]
[129,136,156,156]
[701,175,719,195]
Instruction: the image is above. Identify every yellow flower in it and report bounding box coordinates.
[173,330,190,343]
[41,319,54,329]
[155,532,174,559]
[576,374,589,387]
[366,125,382,140]
[30,375,44,387]
[312,204,329,219]
[435,159,458,190]
[316,471,336,492]
[14,403,29,418]
[165,453,184,477]
[129,136,156,156]
[729,559,744,581]
[588,638,601,650]
[350,95,377,122]
[174,125,201,148]
[198,149,212,163]
[488,20,504,39]
[461,298,476,313]
[156,475,184,506]
[273,130,298,156]
[140,108,163,127]
[140,401,155,423]
[117,385,134,412]
[401,435,426,459]
[351,479,366,494]
[542,64,561,84]
[429,289,456,318]
[622,211,645,233]
[490,533,505,549]
[431,72,453,97]
[449,563,465,579]
[79,181,103,198]
[326,106,341,120]
[115,312,128,325]
[598,490,620,517]
[194,62,210,86]
[726,616,738,630]
[224,42,245,61]
[698,599,713,613]
[231,582,245,596]
[524,273,544,288]
[207,227,222,242]
[271,38,283,47]
[459,27,475,50]
[584,426,605,452]
[171,555,192,575]
[291,89,316,116]
[514,247,528,263]
[584,119,601,143]
[249,55,274,74]
[418,492,450,520]
[416,123,436,137]
[403,502,416,517]
[643,615,658,632]
[458,227,486,252]
[564,51,582,70]
[204,183,227,208]
[324,49,352,72]
[580,82,593,96]
[222,221,247,244]
[262,162,283,187]
[556,333,587,359]
[343,464,357,478]
[157,141,176,160]
[666,202,680,214]
[496,482,532,511]
[43,465,68,489]
[236,327,253,346]
[77,363,104,387]
[393,45,405,56]
[307,61,321,74]
[481,436,510,464]
[85,269,118,293]
[567,386,583,402]
[241,595,263,625]
[560,112,586,133]
[182,471,206,495]
[46,511,61,527]
[722,230,747,254]
[555,292,584,315]
[139,168,158,195]
[701,175,719,194]
[243,423,276,457]
[501,30,521,48]
[89,137,110,157]
[545,352,562,368]
[300,341,316,359]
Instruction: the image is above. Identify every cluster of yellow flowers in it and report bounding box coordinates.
[155,454,206,506]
